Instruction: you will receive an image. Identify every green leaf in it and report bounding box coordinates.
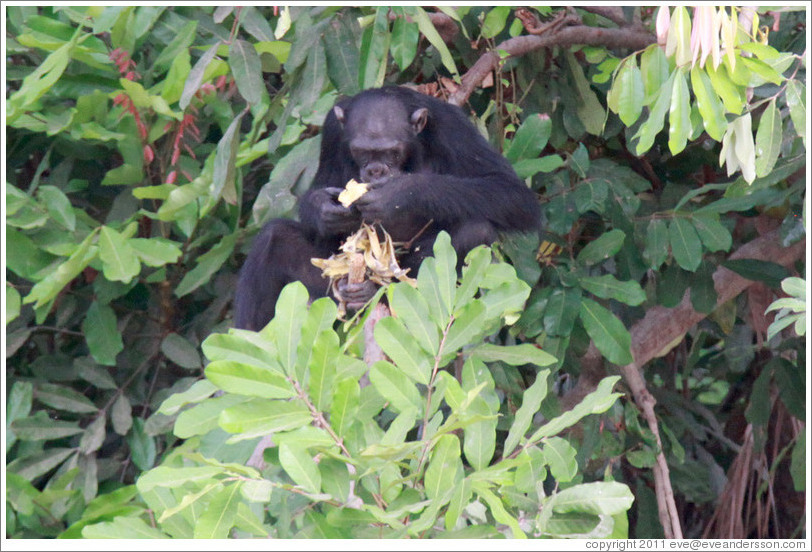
[153,19,197,70]
[129,238,182,267]
[136,465,224,493]
[369,360,422,414]
[456,246,491,307]
[390,282,439,355]
[229,39,263,105]
[173,394,245,438]
[472,343,556,367]
[691,212,732,252]
[180,41,220,110]
[413,7,458,77]
[329,378,359,436]
[668,68,691,155]
[79,414,107,454]
[505,113,552,162]
[323,13,361,95]
[445,478,473,531]
[544,287,582,336]
[640,45,669,102]
[579,299,633,365]
[514,446,547,494]
[418,261,450,330]
[544,436,578,483]
[722,259,789,289]
[7,36,75,123]
[6,381,33,451]
[513,155,565,178]
[111,394,133,435]
[36,382,97,413]
[390,16,419,70]
[202,330,282,373]
[374,316,432,385]
[481,6,510,38]
[205,360,296,399]
[10,416,84,441]
[475,484,526,538]
[279,442,322,494]
[706,62,744,115]
[754,98,782,178]
[358,8,390,90]
[443,299,486,353]
[690,260,718,314]
[160,333,201,369]
[210,112,244,206]
[633,71,675,154]
[552,481,634,516]
[463,399,497,471]
[127,418,156,470]
[577,229,626,265]
[669,218,702,272]
[785,80,806,147]
[82,517,169,539]
[307,330,338,412]
[528,376,621,442]
[580,274,645,306]
[740,57,784,86]
[425,434,463,501]
[745,366,772,426]
[158,379,218,415]
[6,283,21,324]
[37,185,76,231]
[267,281,310,373]
[643,218,669,269]
[7,448,74,480]
[219,399,311,439]
[567,51,604,135]
[98,226,140,283]
[175,233,237,298]
[24,230,97,309]
[82,301,124,366]
[790,434,805,492]
[193,483,242,539]
[690,66,727,141]
[503,372,549,456]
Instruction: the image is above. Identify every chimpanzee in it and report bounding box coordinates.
[234,86,539,331]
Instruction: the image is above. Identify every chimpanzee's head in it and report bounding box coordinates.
[334,95,428,185]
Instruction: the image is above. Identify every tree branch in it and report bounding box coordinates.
[449,18,655,106]
[580,6,631,28]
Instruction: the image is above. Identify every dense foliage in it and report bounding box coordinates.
[5,5,807,540]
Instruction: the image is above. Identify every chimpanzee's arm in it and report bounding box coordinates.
[355,172,539,235]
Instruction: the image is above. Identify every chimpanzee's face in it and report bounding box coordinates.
[334,97,428,185]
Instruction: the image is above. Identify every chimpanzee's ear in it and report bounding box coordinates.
[410,108,428,134]
[333,106,346,125]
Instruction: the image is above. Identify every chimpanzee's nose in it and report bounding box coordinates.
[362,163,390,183]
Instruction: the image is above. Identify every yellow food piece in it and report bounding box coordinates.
[338,179,369,207]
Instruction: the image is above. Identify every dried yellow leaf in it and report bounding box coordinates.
[337,179,369,207]
[310,223,417,316]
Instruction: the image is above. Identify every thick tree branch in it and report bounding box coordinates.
[580,6,631,28]
[449,19,655,106]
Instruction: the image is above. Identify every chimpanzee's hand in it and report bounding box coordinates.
[354,177,414,224]
[336,277,378,311]
[315,187,361,236]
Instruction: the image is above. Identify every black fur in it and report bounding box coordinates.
[234,86,539,330]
